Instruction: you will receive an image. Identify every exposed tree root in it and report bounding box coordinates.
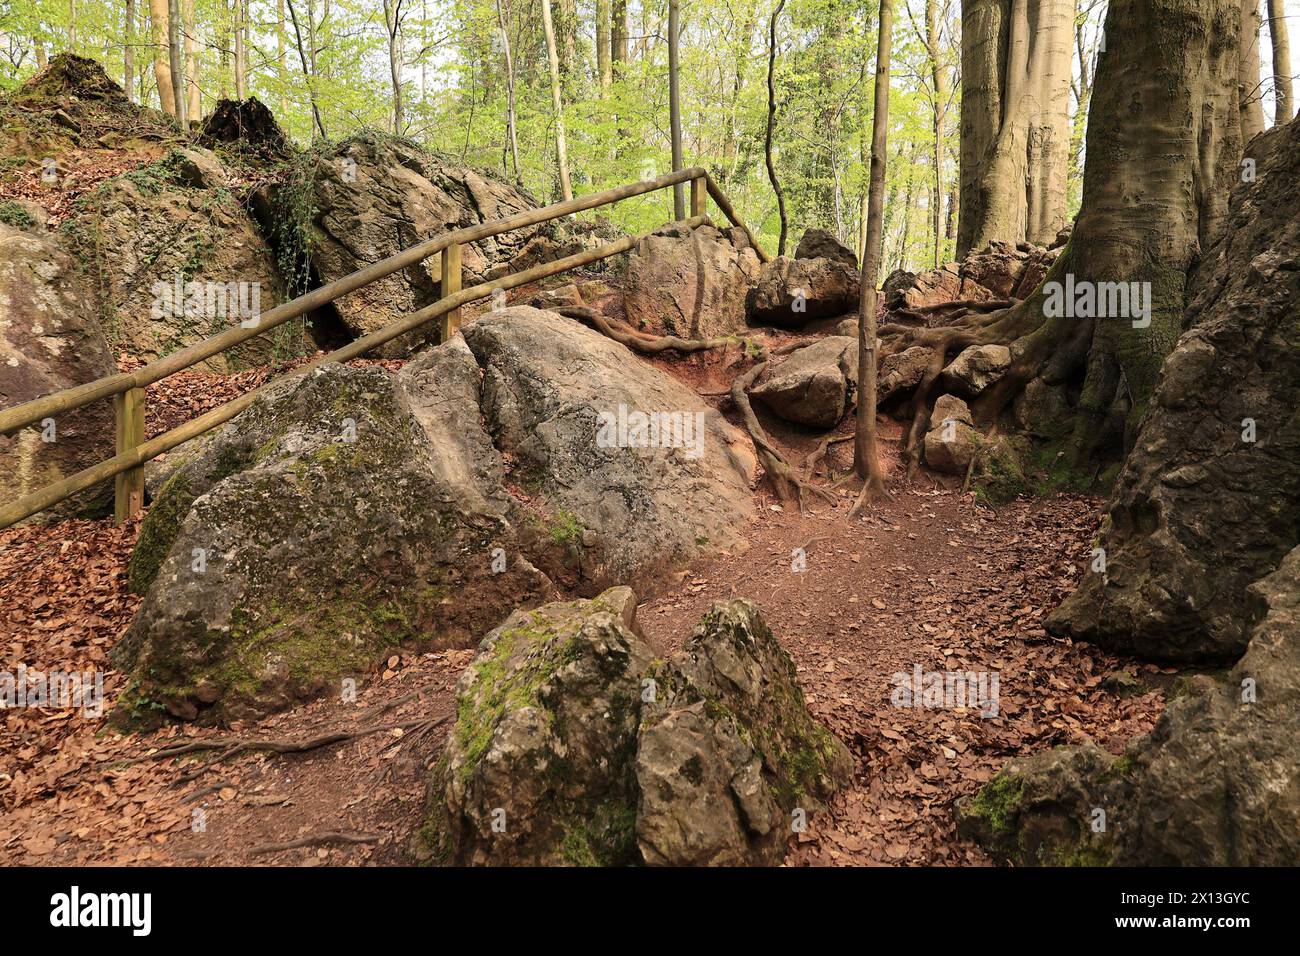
[803,433,855,478]
[731,362,837,510]
[556,305,766,357]
[108,715,450,784]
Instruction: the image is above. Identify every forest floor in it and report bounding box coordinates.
[0,288,1175,867]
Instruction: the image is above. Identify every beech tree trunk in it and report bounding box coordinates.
[540,0,574,201]
[124,0,135,102]
[668,0,685,218]
[597,0,612,94]
[892,0,1244,473]
[1266,0,1293,122]
[957,0,1075,257]
[1239,0,1265,141]
[853,0,894,501]
[167,0,187,124]
[765,0,789,255]
[497,0,522,180]
[183,0,200,120]
[150,0,176,116]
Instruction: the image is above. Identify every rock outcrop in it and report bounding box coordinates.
[794,228,858,268]
[61,147,293,370]
[622,220,761,339]
[959,547,1300,866]
[883,241,1059,312]
[287,133,543,356]
[113,307,756,724]
[751,336,857,428]
[419,590,851,866]
[1048,114,1300,663]
[0,223,116,520]
[747,254,860,326]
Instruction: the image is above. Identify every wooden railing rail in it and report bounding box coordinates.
[0,168,768,529]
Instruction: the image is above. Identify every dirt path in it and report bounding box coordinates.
[1,482,1167,867]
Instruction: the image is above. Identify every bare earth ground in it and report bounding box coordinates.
[0,296,1171,867]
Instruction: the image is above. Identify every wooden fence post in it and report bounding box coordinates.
[113,386,145,523]
[691,175,707,218]
[439,243,463,341]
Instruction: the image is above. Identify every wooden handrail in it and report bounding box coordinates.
[1,167,769,529]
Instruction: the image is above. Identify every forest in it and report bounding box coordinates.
[0,0,1297,908]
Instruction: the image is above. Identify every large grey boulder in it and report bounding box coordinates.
[959,546,1300,866]
[1048,114,1300,663]
[293,133,542,356]
[61,147,291,370]
[0,223,116,520]
[418,591,851,866]
[461,307,757,586]
[751,335,857,429]
[113,307,756,724]
[622,220,761,339]
[746,255,860,327]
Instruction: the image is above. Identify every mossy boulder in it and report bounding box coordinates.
[636,599,853,865]
[418,593,850,866]
[113,349,554,726]
[419,587,651,866]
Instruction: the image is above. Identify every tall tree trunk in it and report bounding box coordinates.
[596,0,612,95]
[497,0,522,181]
[124,0,136,102]
[285,0,327,138]
[668,0,685,218]
[611,0,628,66]
[68,0,77,49]
[167,0,187,124]
[183,0,200,119]
[957,0,1076,258]
[853,0,894,501]
[150,0,176,116]
[1266,0,1293,122]
[277,0,289,117]
[383,0,404,133]
[1239,0,1265,141]
[540,0,574,201]
[764,0,789,255]
[234,0,248,100]
[925,0,947,267]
